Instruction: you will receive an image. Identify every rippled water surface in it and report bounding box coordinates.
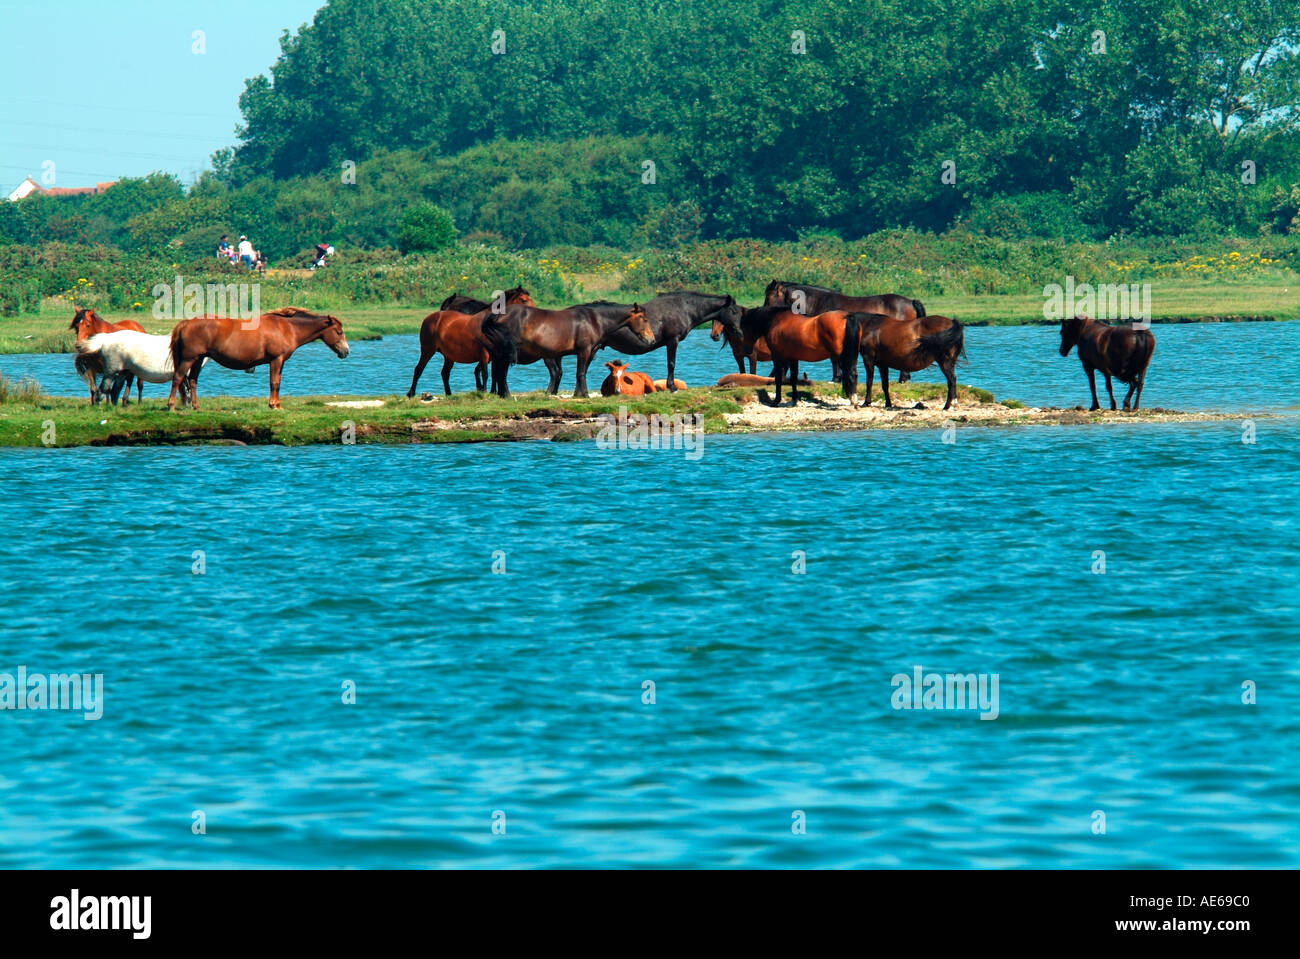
[0,322,1296,867]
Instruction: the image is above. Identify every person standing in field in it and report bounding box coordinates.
[237,235,255,270]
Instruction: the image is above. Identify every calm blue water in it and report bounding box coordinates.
[6,321,1298,413]
[0,323,1297,867]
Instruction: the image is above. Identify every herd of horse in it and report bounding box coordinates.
[67,280,1156,414]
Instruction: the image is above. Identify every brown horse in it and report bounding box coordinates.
[600,361,657,396]
[70,307,146,404]
[485,301,656,398]
[714,303,862,406]
[711,312,774,374]
[408,288,535,396]
[853,312,966,410]
[1059,315,1154,410]
[764,281,926,382]
[168,307,349,410]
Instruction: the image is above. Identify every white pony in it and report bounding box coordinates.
[74,330,201,405]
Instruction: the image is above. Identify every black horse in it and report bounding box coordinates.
[589,290,735,391]
[1059,315,1155,411]
[763,281,926,382]
[483,301,655,398]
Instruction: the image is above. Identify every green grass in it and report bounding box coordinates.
[0,379,996,448]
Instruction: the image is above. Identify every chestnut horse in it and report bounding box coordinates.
[484,302,655,398]
[70,307,146,404]
[764,281,925,382]
[408,287,535,396]
[853,312,965,410]
[714,302,862,406]
[600,361,657,396]
[168,307,349,410]
[1059,315,1155,410]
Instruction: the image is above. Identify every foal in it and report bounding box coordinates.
[1058,315,1155,411]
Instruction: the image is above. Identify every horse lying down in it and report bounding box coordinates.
[715,372,811,388]
[74,330,201,405]
[600,361,686,396]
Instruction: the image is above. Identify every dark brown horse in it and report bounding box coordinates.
[853,312,965,410]
[714,302,862,406]
[764,281,925,381]
[408,287,535,395]
[168,307,349,410]
[70,307,146,404]
[485,302,655,398]
[439,286,535,315]
[711,310,774,374]
[1059,315,1154,410]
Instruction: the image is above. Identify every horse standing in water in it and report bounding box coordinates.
[713,302,862,407]
[407,287,535,395]
[70,307,146,403]
[485,302,655,398]
[764,281,926,382]
[1058,315,1154,410]
[853,312,966,410]
[168,307,349,410]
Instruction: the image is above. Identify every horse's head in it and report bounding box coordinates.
[763,280,789,307]
[69,307,93,337]
[626,304,655,345]
[505,286,535,307]
[605,360,631,394]
[709,296,742,343]
[1059,314,1087,357]
[321,315,350,357]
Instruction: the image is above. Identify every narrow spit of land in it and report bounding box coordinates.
[0,382,1245,448]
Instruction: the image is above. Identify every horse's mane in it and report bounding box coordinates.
[68,307,92,330]
[782,281,836,295]
[265,306,331,323]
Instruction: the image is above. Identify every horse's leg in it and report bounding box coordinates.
[118,373,131,406]
[267,356,285,409]
[898,370,911,383]
[1133,372,1145,410]
[941,359,957,410]
[187,361,203,410]
[830,356,841,384]
[441,358,454,396]
[1083,362,1100,410]
[545,358,563,394]
[879,364,892,408]
[406,345,434,397]
[474,361,487,392]
[574,350,592,398]
[789,360,800,405]
[1103,371,1117,410]
[863,356,875,407]
[135,373,143,405]
[1122,378,1137,411]
[665,340,679,391]
[771,355,784,407]
[167,363,187,411]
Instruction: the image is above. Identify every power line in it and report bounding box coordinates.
[0,94,236,121]
[0,117,236,144]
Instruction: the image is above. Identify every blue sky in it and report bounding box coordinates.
[0,0,325,190]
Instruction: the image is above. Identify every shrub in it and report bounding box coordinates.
[397,203,458,254]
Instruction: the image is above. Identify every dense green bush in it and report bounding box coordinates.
[397,203,457,254]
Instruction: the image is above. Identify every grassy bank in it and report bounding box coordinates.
[0,378,1237,449]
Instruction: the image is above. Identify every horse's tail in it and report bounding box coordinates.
[912,299,926,318]
[480,313,517,368]
[169,322,185,376]
[839,312,863,399]
[918,319,965,365]
[73,332,104,357]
